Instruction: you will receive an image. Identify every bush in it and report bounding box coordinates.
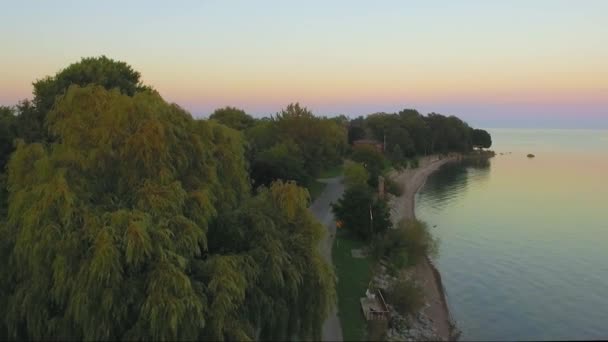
[400,219,438,265]
[344,160,369,188]
[371,228,409,275]
[384,177,403,197]
[387,275,425,315]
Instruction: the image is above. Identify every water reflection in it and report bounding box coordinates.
[418,158,491,211]
[416,129,608,341]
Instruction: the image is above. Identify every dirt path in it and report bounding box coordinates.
[309,176,345,342]
[388,155,458,341]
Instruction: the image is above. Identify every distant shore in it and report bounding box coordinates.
[387,154,460,341]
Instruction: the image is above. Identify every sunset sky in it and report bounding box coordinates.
[1,0,607,128]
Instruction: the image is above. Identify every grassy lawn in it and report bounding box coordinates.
[332,230,373,341]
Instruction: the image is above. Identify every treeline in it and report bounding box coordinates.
[0,57,335,341]
[210,104,347,188]
[349,110,492,160]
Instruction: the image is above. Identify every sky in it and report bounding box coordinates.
[1,0,607,128]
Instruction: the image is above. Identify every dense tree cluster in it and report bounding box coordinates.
[0,58,335,341]
[347,109,491,166]
[471,128,492,149]
[227,103,348,188]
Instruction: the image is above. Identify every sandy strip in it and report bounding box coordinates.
[387,155,459,341]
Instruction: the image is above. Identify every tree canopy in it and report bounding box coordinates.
[471,128,492,149]
[332,183,391,240]
[209,107,255,131]
[243,103,347,189]
[0,82,335,341]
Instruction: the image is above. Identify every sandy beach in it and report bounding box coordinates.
[387,155,459,341]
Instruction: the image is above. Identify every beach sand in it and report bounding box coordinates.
[387,155,459,341]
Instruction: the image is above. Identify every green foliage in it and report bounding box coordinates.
[246,103,347,187]
[344,161,369,188]
[1,84,335,341]
[388,145,406,170]
[274,103,347,177]
[33,56,146,114]
[387,274,424,316]
[425,113,472,153]
[0,106,16,172]
[332,184,391,240]
[384,177,403,197]
[208,181,336,341]
[251,141,309,186]
[350,145,385,187]
[471,128,492,149]
[209,107,255,131]
[370,228,410,275]
[347,120,366,144]
[399,220,438,265]
[349,108,487,158]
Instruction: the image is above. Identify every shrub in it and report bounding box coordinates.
[344,160,369,188]
[371,228,409,275]
[384,177,403,197]
[387,275,425,315]
[400,219,438,265]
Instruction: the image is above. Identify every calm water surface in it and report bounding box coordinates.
[416,129,608,341]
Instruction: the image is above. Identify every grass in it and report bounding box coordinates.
[332,230,373,341]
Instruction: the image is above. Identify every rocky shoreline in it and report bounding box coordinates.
[381,155,461,341]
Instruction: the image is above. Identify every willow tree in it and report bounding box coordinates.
[1,84,335,340]
[207,180,336,341]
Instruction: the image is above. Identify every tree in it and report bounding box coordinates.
[244,103,347,188]
[398,109,431,155]
[207,181,336,341]
[350,145,385,187]
[343,161,369,188]
[13,56,149,144]
[347,116,367,145]
[388,144,406,169]
[1,84,335,340]
[251,141,309,186]
[424,113,472,153]
[331,184,391,240]
[209,106,255,131]
[471,128,492,149]
[0,106,15,219]
[273,103,347,177]
[0,106,16,173]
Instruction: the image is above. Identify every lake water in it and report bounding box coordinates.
[416,129,608,341]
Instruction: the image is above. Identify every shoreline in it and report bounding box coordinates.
[386,154,460,341]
